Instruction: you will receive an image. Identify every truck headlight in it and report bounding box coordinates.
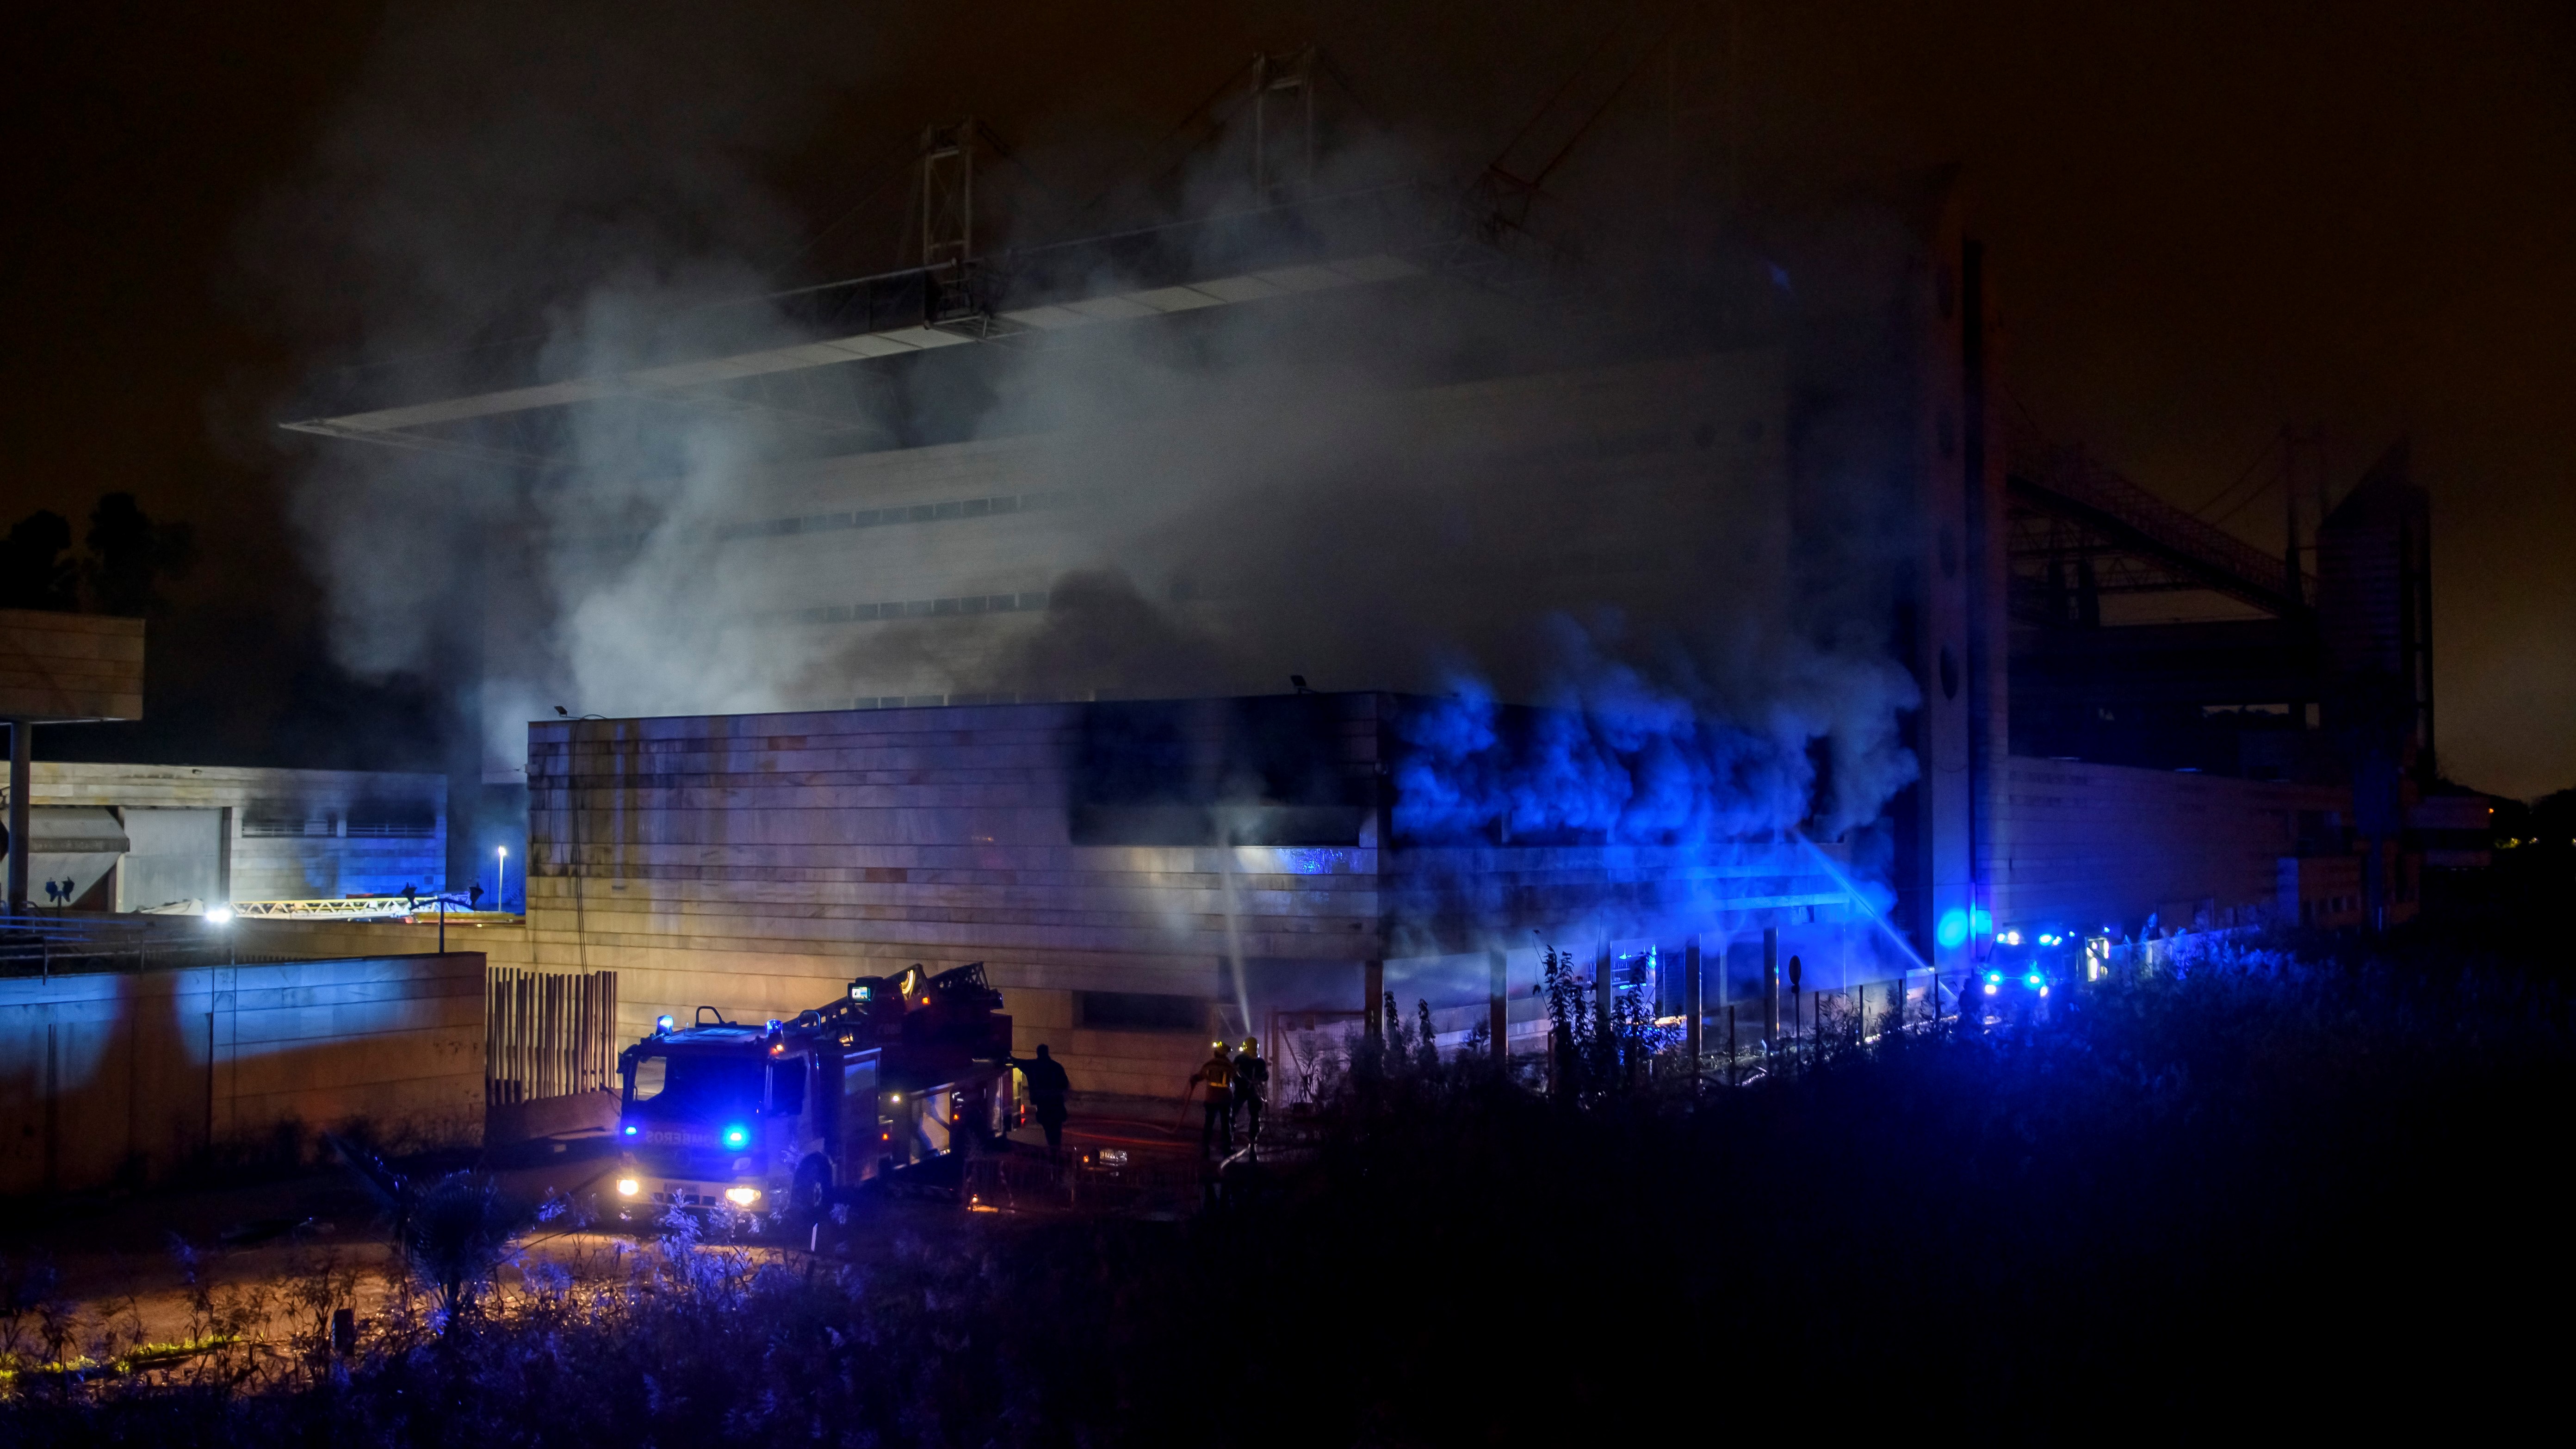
[615,1178,640,1197]
[724,1187,760,1207]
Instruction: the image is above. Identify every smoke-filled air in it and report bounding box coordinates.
[245,0,1933,859]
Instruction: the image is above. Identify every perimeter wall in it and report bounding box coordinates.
[0,952,485,1195]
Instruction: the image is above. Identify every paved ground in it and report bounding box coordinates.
[0,1093,1222,1360]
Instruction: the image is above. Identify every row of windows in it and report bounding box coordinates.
[565,490,1084,558]
[712,425,1753,553]
[714,489,1081,543]
[763,590,1050,626]
[573,419,1756,561]
[242,812,335,839]
[854,692,1031,709]
[241,802,439,839]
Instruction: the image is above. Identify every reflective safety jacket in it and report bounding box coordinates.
[1193,1054,1233,1096]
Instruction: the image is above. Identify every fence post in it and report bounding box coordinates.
[1762,928,1780,1054]
[1684,937,1704,1081]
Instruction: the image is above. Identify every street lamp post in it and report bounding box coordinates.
[497,846,508,915]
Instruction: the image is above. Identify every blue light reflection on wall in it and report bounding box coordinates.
[1276,848,1352,876]
[1936,908,1971,950]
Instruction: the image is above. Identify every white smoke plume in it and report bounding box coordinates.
[245,1,1942,861]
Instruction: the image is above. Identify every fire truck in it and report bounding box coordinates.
[610,962,1017,1223]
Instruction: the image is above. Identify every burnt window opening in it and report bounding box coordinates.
[1077,991,1208,1033]
[1067,696,1373,846]
[347,801,438,838]
[243,802,337,838]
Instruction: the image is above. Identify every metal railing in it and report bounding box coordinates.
[2010,440,2313,615]
[224,895,513,923]
[0,913,263,978]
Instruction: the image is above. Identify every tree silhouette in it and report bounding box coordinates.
[80,492,196,617]
[0,509,79,610]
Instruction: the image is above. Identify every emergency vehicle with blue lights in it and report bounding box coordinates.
[610,962,1017,1222]
[1972,928,2097,1017]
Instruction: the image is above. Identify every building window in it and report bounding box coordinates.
[243,803,337,838]
[347,802,438,838]
[1076,991,1207,1033]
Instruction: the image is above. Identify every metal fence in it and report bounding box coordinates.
[0,913,286,978]
[486,967,619,1106]
[1268,1009,1365,1108]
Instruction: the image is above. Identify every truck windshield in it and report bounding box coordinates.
[625,1052,763,1116]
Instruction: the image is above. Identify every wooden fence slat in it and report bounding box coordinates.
[483,966,618,1107]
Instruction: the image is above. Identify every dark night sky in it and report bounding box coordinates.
[5,2,2571,795]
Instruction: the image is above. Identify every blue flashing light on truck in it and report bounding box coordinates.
[611,962,1018,1223]
[1973,928,2096,1020]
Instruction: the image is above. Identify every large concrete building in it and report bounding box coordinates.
[276,156,2433,1095]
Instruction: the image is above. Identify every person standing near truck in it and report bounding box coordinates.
[1189,1042,1235,1154]
[1232,1036,1269,1149]
[1008,1044,1072,1161]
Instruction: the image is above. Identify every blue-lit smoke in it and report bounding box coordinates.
[1393,617,1919,849]
[1395,678,1809,845]
[1381,614,1922,961]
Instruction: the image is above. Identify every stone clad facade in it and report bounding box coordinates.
[525,695,1866,1098]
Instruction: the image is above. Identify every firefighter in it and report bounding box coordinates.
[1233,1036,1269,1148]
[1189,1041,1235,1153]
[1008,1044,1073,1160]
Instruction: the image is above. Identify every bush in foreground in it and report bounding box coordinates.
[3,945,2563,1444]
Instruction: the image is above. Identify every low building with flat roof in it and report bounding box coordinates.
[18,762,446,912]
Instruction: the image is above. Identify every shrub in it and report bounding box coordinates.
[2,944,2562,1442]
